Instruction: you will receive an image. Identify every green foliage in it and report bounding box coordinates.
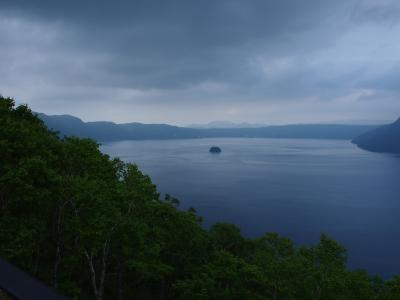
[0,96,398,299]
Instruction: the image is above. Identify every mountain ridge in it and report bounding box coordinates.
[37,112,379,142]
[352,117,400,153]
[187,121,267,129]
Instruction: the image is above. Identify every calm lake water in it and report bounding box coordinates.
[101,138,400,277]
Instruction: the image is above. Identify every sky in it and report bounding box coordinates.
[1,0,400,125]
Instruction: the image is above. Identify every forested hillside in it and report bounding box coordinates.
[1,96,400,299]
[353,118,400,153]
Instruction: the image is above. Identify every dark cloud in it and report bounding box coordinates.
[351,0,400,25]
[0,0,399,124]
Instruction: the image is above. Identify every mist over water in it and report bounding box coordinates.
[101,138,400,277]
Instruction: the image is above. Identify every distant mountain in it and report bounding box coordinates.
[37,113,92,137]
[37,113,195,141]
[37,113,378,142]
[352,118,400,153]
[187,121,267,129]
[195,124,379,140]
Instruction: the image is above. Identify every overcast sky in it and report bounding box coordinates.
[1,0,400,125]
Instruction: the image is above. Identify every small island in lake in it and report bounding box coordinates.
[209,146,222,153]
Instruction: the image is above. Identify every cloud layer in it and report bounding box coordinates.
[1,0,400,124]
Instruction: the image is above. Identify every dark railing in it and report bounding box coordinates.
[0,258,67,300]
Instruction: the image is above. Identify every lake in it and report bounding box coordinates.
[101,138,400,277]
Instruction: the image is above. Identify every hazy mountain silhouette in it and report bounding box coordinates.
[37,113,378,142]
[37,113,197,141]
[38,113,90,136]
[353,118,400,153]
[187,121,267,129]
